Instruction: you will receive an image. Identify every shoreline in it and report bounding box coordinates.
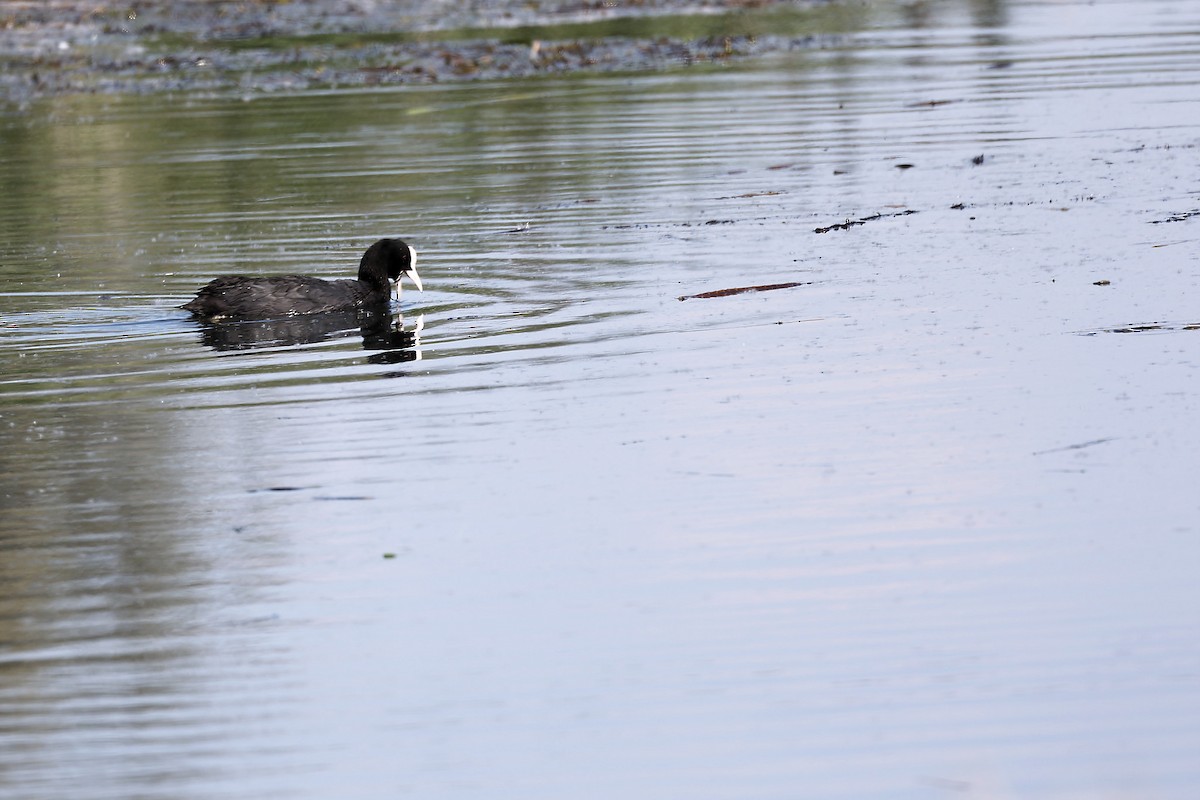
[0,0,850,104]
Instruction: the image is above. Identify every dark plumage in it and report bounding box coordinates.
[182,238,421,320]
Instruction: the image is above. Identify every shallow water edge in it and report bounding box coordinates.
[0,0,860,103]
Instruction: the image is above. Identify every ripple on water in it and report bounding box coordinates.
[3,3,1200,798]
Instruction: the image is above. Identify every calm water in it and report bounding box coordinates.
[3,0,1200,797]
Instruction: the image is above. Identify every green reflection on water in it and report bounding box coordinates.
[0,80,610,295]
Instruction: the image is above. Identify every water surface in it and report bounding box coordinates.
[3,1,1200,797]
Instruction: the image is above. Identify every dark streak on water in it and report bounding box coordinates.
[3,1,1200,798]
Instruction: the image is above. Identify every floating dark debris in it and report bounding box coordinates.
[1150,209,1200,224]
[1113,323,1200,333]
[1077,321,1200,335]
[907,99,960,108]
[602,218,744,230]
[1032,437,1116,456]
[716,190,784,200]
[814,209,918,234]
[678,281,812,301]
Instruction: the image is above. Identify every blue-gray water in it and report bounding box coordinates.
[2,0,1199,797]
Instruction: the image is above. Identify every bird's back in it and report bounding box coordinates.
[182,275,375,319]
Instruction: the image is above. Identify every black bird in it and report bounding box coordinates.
[182,238,422,320]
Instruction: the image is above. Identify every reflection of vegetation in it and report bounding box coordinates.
[1,63,770,295]
[0,92,295,293]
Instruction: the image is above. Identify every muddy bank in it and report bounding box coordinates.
[0,0,847,103]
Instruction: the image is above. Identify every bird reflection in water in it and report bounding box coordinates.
[362,314,423,365]
[195,308,423,363]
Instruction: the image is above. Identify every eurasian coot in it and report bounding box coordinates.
[182,238,421,320]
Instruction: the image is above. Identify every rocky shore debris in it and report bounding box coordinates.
[0,0,845,102]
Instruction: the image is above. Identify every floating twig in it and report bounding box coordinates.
[678,281,812,301]
[1032,437,1116,456]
